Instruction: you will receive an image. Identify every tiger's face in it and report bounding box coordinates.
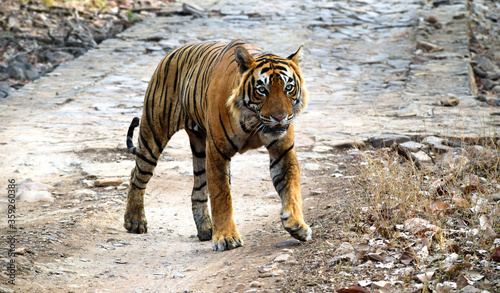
[227,46,308,138]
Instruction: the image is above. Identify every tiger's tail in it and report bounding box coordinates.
[126,117,140,155]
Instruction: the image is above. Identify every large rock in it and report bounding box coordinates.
[370,134,411,148]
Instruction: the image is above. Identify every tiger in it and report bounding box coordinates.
[125,39,312,251]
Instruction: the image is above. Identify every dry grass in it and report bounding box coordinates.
[284,140,500,292]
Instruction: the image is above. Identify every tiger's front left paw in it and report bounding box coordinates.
[212,232,244,251]
[281,212,312,242]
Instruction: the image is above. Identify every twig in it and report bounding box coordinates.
[393,143,423,170]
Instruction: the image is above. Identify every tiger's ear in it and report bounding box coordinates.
[287,46,303,66]
[235,46,254,74]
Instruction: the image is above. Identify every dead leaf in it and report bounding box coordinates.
[416,271,434,283]
[337,286,371,293]
[366,252,387,263]
[446,263,472,276]
[400,249,414,265]
[430,178,448,195]
[433,202,451,211]
[405,217,442,236]
[372,281,389,288]
[440,253,459,271]
[463,174,480,194]
[491,247,500,262]
[451,196,468,207]
[354,250,368,263]
[447,244,460,253]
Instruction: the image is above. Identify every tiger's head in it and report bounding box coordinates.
[227,46,308,138]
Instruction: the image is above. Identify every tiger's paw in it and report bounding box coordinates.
[281,211,312,242]
[212,232,244,251]
[124,211,148,234]
[197,226,213,242]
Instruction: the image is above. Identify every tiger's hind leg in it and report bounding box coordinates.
[124,118,170,234]
[186,129,213,241]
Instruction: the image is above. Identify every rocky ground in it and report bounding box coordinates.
[0,0,170,98]
[1,0,500,292]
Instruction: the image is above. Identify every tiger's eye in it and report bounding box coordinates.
[285,84,294,92]
[256,87,267,95]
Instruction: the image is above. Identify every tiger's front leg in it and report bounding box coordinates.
[206,140,243,251]
[268,140,312,242]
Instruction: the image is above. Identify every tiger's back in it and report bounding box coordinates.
[125,39,312,251]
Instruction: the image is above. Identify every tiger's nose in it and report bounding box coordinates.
[271,114,288,122]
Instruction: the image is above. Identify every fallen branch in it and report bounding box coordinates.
[393,143,423,170]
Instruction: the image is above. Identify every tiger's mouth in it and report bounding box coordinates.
[262,124,289,133]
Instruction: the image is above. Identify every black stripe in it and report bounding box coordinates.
[136,152,158,167]
[139,134,158,162]
[260,67,271,74]
[274,65,288,72]
[270,143,294,169]
[136,164,154,176]
[192,198,208,203]
[277,184,286,196]
[132,182,146,190]
[209,130,231,161]
[266,139,278,149]
[220,113,238,152]
[192,149,206,158]
[135,176,149,185]
[194,169,206,176]
[240,121,252,133]
[272,164,292,194]
[193,182,207,191]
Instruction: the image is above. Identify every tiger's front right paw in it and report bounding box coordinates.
[281,212,312,242]
[212,232,244,251]
[124,211,148,234]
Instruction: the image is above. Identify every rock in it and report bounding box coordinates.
[173,273,185,279]
[370,134,410,148]
[473,55,500,73]
[182,3,206,17]
[491,85,500,93]
[23,63,39,80]
[304,163,320,171]
[416,41,443,53]
[17,181,54,203]
[94,178,124,187]
[425,15,438,24]
[273,254,290,263]
[158,39,182,50]
[75,189,97,197]
[6,63,25,80]
[0,286,14,293]
[421,136,450,153]
[44,51,75,65]
[457,285,481,293]
[230,283,246,292]
[276,239,300,248]
[413,150,432,162]
[0,82,10,98]
[249,281,262,288]
[312,145,332,153]
[480,78,497,91]
[14,247,27,255]
[400,141,426,152]
[492,193,500,201]
[440,94,459,107]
